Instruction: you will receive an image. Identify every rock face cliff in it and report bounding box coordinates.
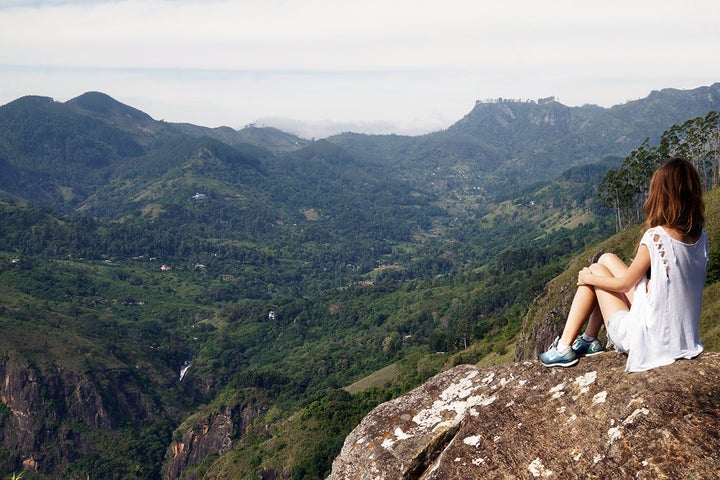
[0,356,163,475]
[164,402,264,480]
[328,351,720,479]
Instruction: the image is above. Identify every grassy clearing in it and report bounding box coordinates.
[344,363,400,394]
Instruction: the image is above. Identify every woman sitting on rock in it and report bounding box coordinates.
[540,157,707,372]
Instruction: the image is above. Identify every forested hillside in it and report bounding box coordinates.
[330,83,720,199]
[0,85,718,479]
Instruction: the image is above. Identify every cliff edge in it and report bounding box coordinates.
[328,351,720,479]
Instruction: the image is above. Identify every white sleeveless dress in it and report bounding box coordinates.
[608,226,707,372]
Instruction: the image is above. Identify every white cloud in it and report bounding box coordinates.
[0,0,719,137]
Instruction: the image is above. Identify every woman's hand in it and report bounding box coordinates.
[577,267,592,286]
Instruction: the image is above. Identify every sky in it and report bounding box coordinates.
[1,0,719,139]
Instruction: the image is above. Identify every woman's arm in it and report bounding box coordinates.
[578,244,650,293]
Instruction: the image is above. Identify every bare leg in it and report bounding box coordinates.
[583,305,604,339]
[559,285,597,346]
[558,253,630,347]
[596,253,632,305]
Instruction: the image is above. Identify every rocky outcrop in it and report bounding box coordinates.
[164,402,264,480]
[0,356,158,475]
[328,351,720,479]
[513,286,575,363]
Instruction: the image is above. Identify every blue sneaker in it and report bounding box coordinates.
[571,335,605,357]
[540,337,578,367]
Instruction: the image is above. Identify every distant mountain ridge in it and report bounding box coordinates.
[330,82,720,197]
[68,91,154,123]
[1,83,719,216]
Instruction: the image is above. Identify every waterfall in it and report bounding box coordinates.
[179,360,191,382]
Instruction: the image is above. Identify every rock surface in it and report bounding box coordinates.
[328,351,720,479]
[0,357,159,475]
[164,403,264,480]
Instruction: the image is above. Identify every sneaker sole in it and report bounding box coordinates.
[541,358,579,368]
[576,350,607,357]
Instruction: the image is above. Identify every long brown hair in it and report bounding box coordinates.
[643,157,705,237]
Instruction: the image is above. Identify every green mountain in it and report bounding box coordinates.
[330,83,720,198]
[0,85,718,479]
[3,84,720,217]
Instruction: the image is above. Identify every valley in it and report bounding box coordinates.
[0,84,718,479]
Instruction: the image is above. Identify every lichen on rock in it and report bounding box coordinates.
[328,352,720,480]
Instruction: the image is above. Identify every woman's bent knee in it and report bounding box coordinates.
[598,252,622,267]
[596,252,628,277]
[588,262,612,276]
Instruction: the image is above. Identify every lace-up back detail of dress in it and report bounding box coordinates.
[651,232,671,278]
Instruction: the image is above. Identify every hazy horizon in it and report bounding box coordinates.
[1,0,719,138]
